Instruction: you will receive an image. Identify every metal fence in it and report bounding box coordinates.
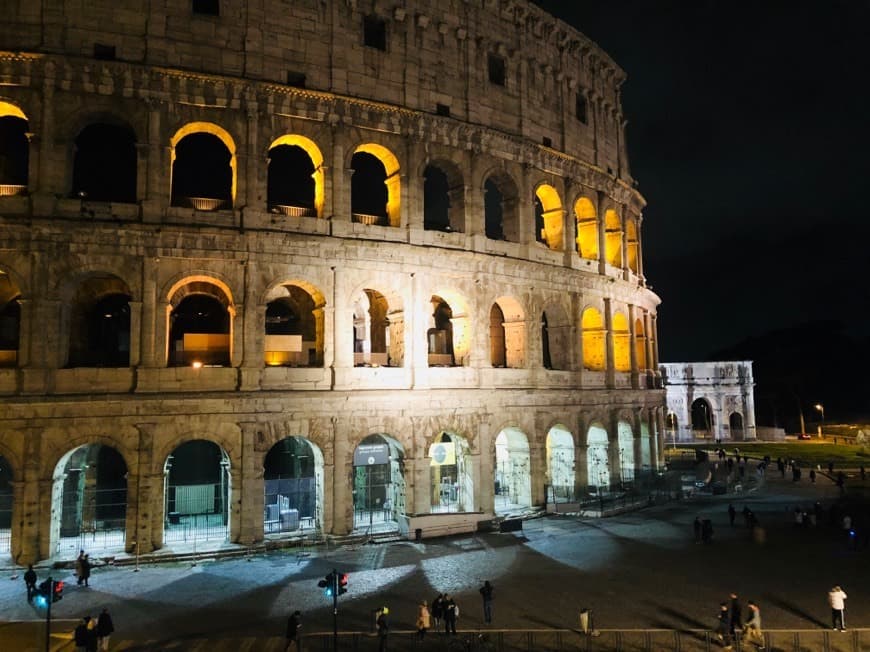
[298,628,870,652]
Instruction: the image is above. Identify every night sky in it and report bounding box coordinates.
[533,1,870,365]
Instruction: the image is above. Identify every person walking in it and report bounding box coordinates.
[284,610,301,651]
[415,599,430,640]
[431,593,444,632]
[716,602,732,649]
[24,564,37,602]
[444,595,458,635]
[810,468,816,483]
[479,580,494,624]
[75,550,86,586]
[729,592,742,641]
[828,586,847,631]
[743,601,765,650]
[376,606,389,651]
[74,617,90,652]
[86,615,98,652]
[96,608,114,651]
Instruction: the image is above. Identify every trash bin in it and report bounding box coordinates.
[414,528,423,542]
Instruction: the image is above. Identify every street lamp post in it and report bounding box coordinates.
[814,404,825,438]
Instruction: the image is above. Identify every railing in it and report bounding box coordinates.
[299,627,870,651]
[352,212,384,225]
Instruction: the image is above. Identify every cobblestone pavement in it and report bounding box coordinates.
[1,471,867,650]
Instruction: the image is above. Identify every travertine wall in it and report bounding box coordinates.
[0,0,665,565]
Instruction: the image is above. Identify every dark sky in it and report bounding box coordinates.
[533,0,870,362]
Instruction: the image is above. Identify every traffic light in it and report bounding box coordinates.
[33,578,62,608]
[52,580,64,602]
[338,573,349,595]
[317,572,335,597]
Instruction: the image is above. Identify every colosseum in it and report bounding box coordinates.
[0,0,664,565]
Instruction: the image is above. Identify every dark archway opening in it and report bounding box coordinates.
[350,152,387,220]
[72,123,137,203]
[169,294,230,366]
[264,437,318,534]
[428,298,454,366]
[484,178,504,240]
[534,196,546,244]
[423,165,450,231]
[69,293,131,367]
[0,116,29,188]
[691,399,713,438]
[542,311,552,370]
[267,144,315,214]
[164,440,229,544]
[171,133,232,208]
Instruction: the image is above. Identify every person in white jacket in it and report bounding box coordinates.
[828,586,847,631]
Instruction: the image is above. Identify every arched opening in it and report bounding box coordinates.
[612,312,631,372]
[635,318,647,371]
[67,275,131,368]
[691,398,713,439]
[586,423,610,494]
[267,144,316,216]
[353,434,405,534]
[626,219,640,273]
[0,103,29,194]
[617,421,635,485]
[490,304,506,367]
[542,303,570,371]
[429,431,473,513]
[0,272,21,367]
[489,297,525,369]
[50,444,127,557]
[0,455,12,555]
[264,284,323,367]
[582,307,605,371]
[353,289,394,367]
[351,144,401,227]
[730,412,745,441]
[541,312,551,369]
[574,197,598,260]
[423,164,451,231]
[428,296,454,366]
[494,427,531,513]
[169,282,231,367]
[640,421,652,472]
[546,425,575,503]
[263,436,324,535]
[604,209,623,267]
[484,173,519,242]
[163,440,230,545]
[71,123,137,203]
[534,184,563,250]
[170,128,234,210]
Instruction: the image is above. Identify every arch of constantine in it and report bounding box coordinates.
[0,0,664,564]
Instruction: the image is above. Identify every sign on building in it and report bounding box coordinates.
[353,443,390,466]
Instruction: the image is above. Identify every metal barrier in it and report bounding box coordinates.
[298,628,870,651]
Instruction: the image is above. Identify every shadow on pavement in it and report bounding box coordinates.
[764,593,828,629]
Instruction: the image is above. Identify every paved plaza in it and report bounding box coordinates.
[1,468,868,650]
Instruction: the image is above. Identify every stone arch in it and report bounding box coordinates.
[422,157,465,233]
[48,442,129,557]
[574,196,598,259]
[494,427,531,513]
[263,279,327,367]
[617,421,635,483]
[263,435,325,534]
[71,119,137,203]
[546,424,575,503]
[0,100,29,192]
[351,143,401,227]
[427,289,471,367]
[534,183,564,250]
[604,208,623,267]
[0,452,14,555]
[581,306,605,371]
[166,276,235,367]
[428,430,474,513]
[612,311,631,372]
[691,398,714,438]
[729,412,745,440]
[267,134,324,217]
[541,300,571,370]
[352,433,406,533]
[585,422,610,491]
[0,267,24,367]
[62,272,133,368]
[169,122,236,209]
[483,169,519,242]
[490,295,525,369]
[626,218,640,273]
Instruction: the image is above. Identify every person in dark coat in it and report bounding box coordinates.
[716,602,732,648]
[284,610,301,651]
[96,608,114,651]
[85,616,98,652]
[479,580,494,623]
[444,596,458,635]
[81,554,92,587]
[729,593,743,640]
[74,617,90,652]
[431,593,444,632]
[24,564,37,601]
[75,550,86,585]
[376,607,389,651]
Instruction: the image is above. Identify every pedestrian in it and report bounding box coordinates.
[81,554,92,587]
[415,599,430,640]
[376,606,389,651]
[74,617,90,652]
[809,469,816,483]
[75,550,86,586]
[479,579,494,624]
[86,615,98,652]
[694,516,702,544]
[96,608,114,651]
[24,564,37,601]
[284,610,301,651]
[444,595,458,634]
[716,601,732,649]
[431,593,444,631]
[743,600,764,650]
[828,585,847,631]
[729,592,743,640]
[828,461,834,474]
[728,504,736,527]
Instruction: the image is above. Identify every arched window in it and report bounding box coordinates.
[635,318,647,371]
[535,184,563,250]
[264,436,324,534]
[490,304,506,367]
[428,297,454,366]
[351,144,401,227]
[423,165,451,231]
[267,144,316,216]
[164,440,230,544]
[574,197,598,260]
[67,275,132,368]
[168,285,231,367]
[604,209,623,267]
[170,125,234,210]
[691,399,713,438]
[494,427,531,513]
[483,173,519,242]
[0,103,29,194]
[0,271,21,367]
[626,218,640,273]
[264,282,324,368]
[582,308,605,371]
[586,423,610,491]
[612,312,631,372]
[72,123,137,203]
[353,289,392,367]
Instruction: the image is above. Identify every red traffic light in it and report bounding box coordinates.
[338,573,348,595]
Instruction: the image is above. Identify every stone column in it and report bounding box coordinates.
[238,261,263,390]
[604,298,615,388]
[331,418,351,535]
[16,298,32,368]
[529,440,547,507]
[141,99,164,222]
[563,179,578,266]
[656,409,667,468]
[243,99,259,211]
[128,300,142,367]
[632,408,644,475]
[230,305,244,368]
[332,268,353,374]
[518,164,533,246]
[607,413,621,487]
[237,422,265,545]
[139,257,160,368]
[628,304,639,389]
[477,421,494,514]
[31,61,57,216]
[574,443,588,493]
[129,423,157,553]
[406,140,424,232]
[410,272,428,388]
[596,191,608,275]
[332,131,351,222]
[13,428,43,564]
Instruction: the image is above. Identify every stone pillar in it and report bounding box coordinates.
[332,131,351,222]
[656,409,667,468]
[239,261,263,390]
[331,419,351,535]
[596,191,608,275]
[129,423,157,553]
[563,179,578,266]
[31,61,57,216]
[628,304,639,389]
[142,99,164,221]
[139,257,160,367]
[604,298,615,388]
[647,409,660,471]
[632,408,645,475]
[406,140,424,232]
[243,99,259,211]
[16,298,32,367]
[128,301,142,367]
[636,214,645,281]
[13,428,43,564]
[477,421,494,514]
[607,413,621,487]
[410,272,428,387]
[529,440,547,507]
[575,443,588,493]
[518,164,533,246]
[332,269,353,373]
[410,456,431,516]
[230,305,244,368]
[237,422,265,545]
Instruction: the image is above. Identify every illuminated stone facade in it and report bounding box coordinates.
[0,0,664,564]
[661,362,757,443]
